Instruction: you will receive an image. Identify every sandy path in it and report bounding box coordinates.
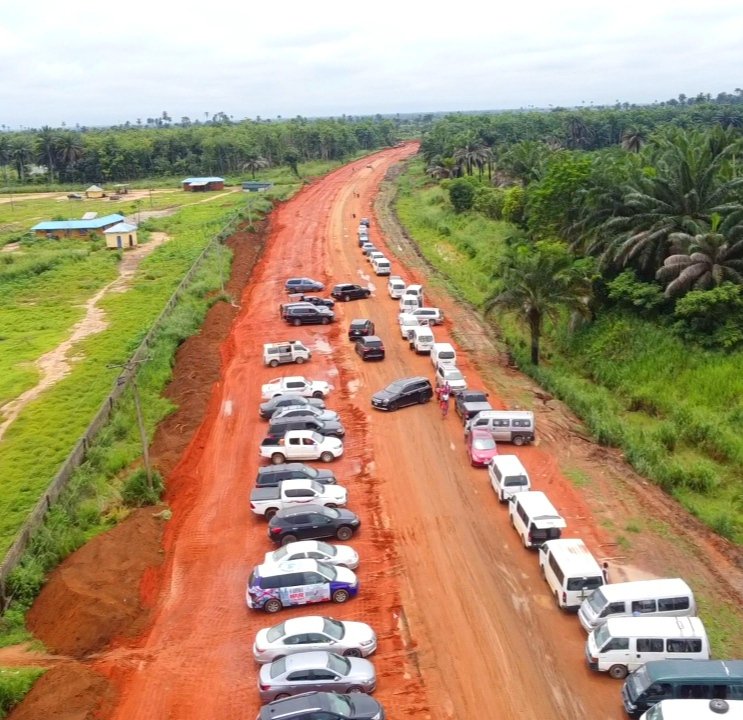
[0,233,169,442]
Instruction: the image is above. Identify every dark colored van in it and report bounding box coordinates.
[622,660,743,717]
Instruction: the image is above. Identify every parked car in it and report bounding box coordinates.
[410,307,444,325]
[263,540,359,570]
[261,377,332,400]
[246,559,358,612]
[398,313,424,340]
[285,278,325,293]
[359,217,371,227]
[280,301,319,319]
[360,244,377,256]
[259,394,325,420]
[256,464,336,488]
[387,276,406,299]
[367,251,385,265]
[267,505,361,545]
[272,405,339,424]
[250,479,347,519]
[284,305,335,326]
[263,341,312,368]
[331,284,371,302]
[466,428,498,467]
[355,336,385,361]
[348,319,375,340]
[260,431,343,465]
[256,692,385,720]
[454,390,492,424]
[371,377,433,411]
[253,616,377,663]
[268,414,346,440]
[288,294,335,308]
[464,409,536,445]
[258,651,376,702]
[435,365,467,394]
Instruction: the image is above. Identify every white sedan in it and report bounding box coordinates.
[263,540,359,570]
[435,365,467,393]
[261,375,332,400]
[253,616,377,663]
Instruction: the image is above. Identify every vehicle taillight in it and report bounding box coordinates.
[562,591,567,604]
[250,502,256,509]
[270,527,282,535]
[259,683,271,691]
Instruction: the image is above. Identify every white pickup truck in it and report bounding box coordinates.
[249,479,348,519]
[261,376,333,400]
[259,430,344,464]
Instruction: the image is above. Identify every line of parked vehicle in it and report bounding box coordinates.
[248,222,386,720]
[367,255,736,719]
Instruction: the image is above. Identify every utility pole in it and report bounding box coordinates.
[108,359,153,492]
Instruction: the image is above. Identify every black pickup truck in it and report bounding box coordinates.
[454,390,493,424]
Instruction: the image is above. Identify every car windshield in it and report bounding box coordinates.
[326,695,353,714]
[586,587,608,613]
[316,541,337,557]
[386,381,406,392]
[626,665,651,697]
[317,562,337,580]
[504,476,529,486]
[447,371,464,381]
[310,481,323,493]
[366,340,382,347]
[327,653,350,676]
[266,622,286,643]
[310,432,324,443]
[272,546,289,561]
[466,393,487,403]
[322,507,340,519]
[269,657,287,679]
[473,437,496,450]
[322,618,344,640]
[304,466,318,479]
[593,623,611,650]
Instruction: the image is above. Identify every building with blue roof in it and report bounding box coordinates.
[32,214,126,239]
[182,177,225,192]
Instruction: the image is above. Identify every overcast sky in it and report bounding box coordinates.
[2,0,742,129]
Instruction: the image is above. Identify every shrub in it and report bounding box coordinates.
[473,187,505,219]
[501,186,526,225]
[673,283,743,350]
[121,468,164,507]
[606,270,667,314]
[0,668,44,717]
[448,179,475,213]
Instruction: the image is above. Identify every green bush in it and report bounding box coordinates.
[0,668,44,718]
[448,179,475,213]
[121,469,164,507]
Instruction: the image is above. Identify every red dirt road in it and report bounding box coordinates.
[94,146,623,719]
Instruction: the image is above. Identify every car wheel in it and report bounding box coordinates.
[418,392,427,404]
[347,686,363,693]
[343,295,350,301]
[265,508,278,521]
[522,532,530,549]
[336,526,353,541]
[320,451,334,463]
[609,665,628,680]
[321,317,330,325]
[274,693,290,700]
[293,319,302,327]
[295,357,305,365]
[269,359,279,368]
[271,453,286,465]
[332,589,350,603]
[325,503,337,509]
[388,401,398,411]
[264,598,282,613]
[513,435,526,446]
[344,648,362,657]
[280,534,298,546]
[312,391,324,399]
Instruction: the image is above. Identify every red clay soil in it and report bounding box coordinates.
[9,145,743,720]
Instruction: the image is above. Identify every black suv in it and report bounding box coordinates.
[268,505,361,545]
[268,415,346,439]
[255,463,336,488]
[454,389,493,424]
[355,336,385,361]
[257,692,385,720]
[371,376,433,411]
[331,283,371,302]
[284,305,335,326]
[259,394,324,419]
[348,319,375,340]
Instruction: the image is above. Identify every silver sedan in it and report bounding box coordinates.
[258,651,376,702]
[263,540,359,569]
[253,616,377,663]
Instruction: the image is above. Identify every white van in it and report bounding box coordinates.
[430,342,456,369]
[465,409,535,445]
[508,491,566,548]
[368,250,385,265]
[388,276,406,298]
[586,617,710,679]
[399,295,420,313]
[578,578,696,633]
[409,325,435,354]
[263,341,312,368]
[538,538,605,611]
[403,284,424,306]
[488,454,531,502]
[640,699,743,720]
[372,257,391,276]
[399,314,423,340]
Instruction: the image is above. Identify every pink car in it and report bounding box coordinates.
[466,428,498,467]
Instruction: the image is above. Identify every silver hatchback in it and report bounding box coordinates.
[258,650,376,702]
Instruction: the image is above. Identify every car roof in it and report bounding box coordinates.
[274,616,329,634]
[281,651,335,671]
[274,540,324,553]
[471,428,495,439]
[276,503,331,517]
[257,559,325,576]
[258,692,332,717]
[360,335,382,343]
[350,318,370,325]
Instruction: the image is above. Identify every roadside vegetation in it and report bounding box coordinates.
[0,668,44,718]
[396,96,743,542]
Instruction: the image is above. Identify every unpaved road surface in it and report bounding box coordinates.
[79,144,627,719]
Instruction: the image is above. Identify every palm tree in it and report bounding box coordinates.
[499,141,553,185]
[56,132,85,179]
[621,128,645,153]
[241,153,269,179]
[425,156,456,179]
[9,135,35,182]
[36,126,58,183]
[453,139,489,177]
[656,214,743,297]
[484,241,595,365]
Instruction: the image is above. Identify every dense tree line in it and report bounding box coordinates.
[419,101,743,358]
[0,116,401,184]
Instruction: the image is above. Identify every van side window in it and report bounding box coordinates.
[262,576,282,589]
[517,504,529,524]
[637,638,664,652]
[678,684,711,700]
[657,596,690,611]
[631,599,657,614]
[725,685,743,700]
[603,638,629,650]
[600,602,626,618]
[512,419,531,428]
[548,554,565,586]
[493,419,510,427]
[666,638,702,653]
[647,683,672,700]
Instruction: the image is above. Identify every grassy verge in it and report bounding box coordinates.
[0,668,44,718]
[395,157,743,543]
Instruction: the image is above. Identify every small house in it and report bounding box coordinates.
[182,177,225,192]
[242,181,273,192]
[113,184,130,195]
[104,222,138,250]
[31,214,126,239]
[86,185,105,198]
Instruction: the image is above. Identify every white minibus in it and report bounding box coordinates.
[538,538,605,611]
[508,491,566,548]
